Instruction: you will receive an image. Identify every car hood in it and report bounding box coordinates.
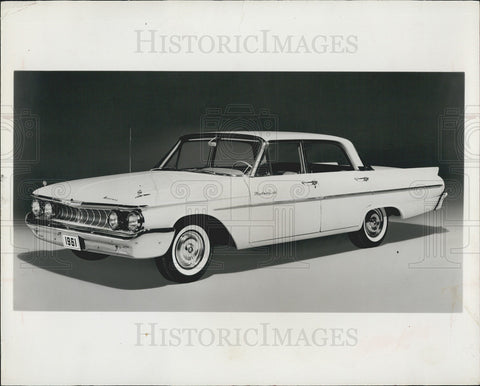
[33,170,241,207]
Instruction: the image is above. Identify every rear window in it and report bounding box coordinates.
[303,141,353,173]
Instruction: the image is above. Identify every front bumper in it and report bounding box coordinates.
[26,213,175,259]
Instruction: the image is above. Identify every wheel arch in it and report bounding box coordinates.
[384,206,403,218]
[356,205,402,229]
[173,214,237,248]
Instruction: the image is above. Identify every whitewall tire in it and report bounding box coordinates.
[349,208,388,248]
[156,224,212,283]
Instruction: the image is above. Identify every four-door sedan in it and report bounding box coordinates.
[26,131,447,282]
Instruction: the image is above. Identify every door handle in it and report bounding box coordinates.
[354,177,369,182]
[302,180,318,186]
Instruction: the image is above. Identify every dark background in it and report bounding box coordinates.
[14,72,464,217]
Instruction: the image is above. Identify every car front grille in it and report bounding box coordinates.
[54,203,110,229]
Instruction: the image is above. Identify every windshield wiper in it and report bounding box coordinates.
[180,168,227,176]
[197,168,240,177]
[194,168,219,175]
[154,167,176,171]
[151,167,196,171]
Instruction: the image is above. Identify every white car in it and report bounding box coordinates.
[27,131,447,282]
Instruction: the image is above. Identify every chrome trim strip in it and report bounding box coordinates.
[214,184,444,211]
[322,184,444,201]
[188,137,214,141]
[177,136,260,143]
[157,139,181,169]
[33,194,145,210]
[183,132,264,142]
[299,141,307,174]
[215,197,309,210]
[251,140,267,177]
[216,137,260,143]
[434,191,448,210]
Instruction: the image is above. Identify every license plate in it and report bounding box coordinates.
[62,234,81,250]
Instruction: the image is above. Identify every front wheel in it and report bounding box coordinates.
[156,224,212,283]
[349,208,388,248]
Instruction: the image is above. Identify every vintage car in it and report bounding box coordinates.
[26,131,447,282]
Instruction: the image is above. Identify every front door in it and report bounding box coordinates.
[248,141,322,243]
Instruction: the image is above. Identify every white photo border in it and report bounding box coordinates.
[1,1,479,384]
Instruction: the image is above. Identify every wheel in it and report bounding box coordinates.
[72,250,108,260]
[156,224,212,283]
[349,208,388,248]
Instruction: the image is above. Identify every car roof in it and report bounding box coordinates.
[184,131,348,143]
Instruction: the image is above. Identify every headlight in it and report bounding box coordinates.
[44,202,54,218]
[32,200,42,217]
[108,211,119,230]
[127,211,143,232]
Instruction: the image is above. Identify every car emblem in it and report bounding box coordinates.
[103,196,118,201]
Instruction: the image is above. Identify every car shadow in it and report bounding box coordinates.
[17,222,448,290]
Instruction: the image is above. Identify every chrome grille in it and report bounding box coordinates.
[54,203,110,229]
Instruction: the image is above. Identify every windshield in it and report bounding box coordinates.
[156,137,262,176]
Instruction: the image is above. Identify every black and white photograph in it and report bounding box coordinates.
[14,71,464,312]
[1,1,479,385]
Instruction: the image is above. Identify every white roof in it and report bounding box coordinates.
[212,131,348,143]
[190,130,363,168]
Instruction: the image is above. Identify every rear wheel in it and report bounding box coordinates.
[72,250,108,260]
[156,224,212,283]
[349,208,388,248]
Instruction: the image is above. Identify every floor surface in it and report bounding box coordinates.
[12,202,463,312]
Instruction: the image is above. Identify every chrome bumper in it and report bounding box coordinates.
[26,215,175,259]
[434,191,448,210]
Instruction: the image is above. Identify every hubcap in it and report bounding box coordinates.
[175,230,205,270]
[365,209,384,238]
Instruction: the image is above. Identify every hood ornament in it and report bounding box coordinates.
[135,188,151,199]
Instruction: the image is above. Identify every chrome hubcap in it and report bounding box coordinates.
[365,209,384,237]
[175,230,205,270]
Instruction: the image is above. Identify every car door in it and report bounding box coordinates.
[247,140,322,243]
[302,140,373,232]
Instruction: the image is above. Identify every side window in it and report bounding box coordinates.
[256,141,302,176]
[303,141,353,173]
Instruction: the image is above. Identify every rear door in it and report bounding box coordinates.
[302,140,373,232]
